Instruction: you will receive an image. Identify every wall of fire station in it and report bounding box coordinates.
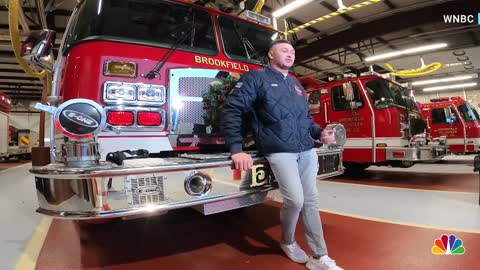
[415,87,480,108]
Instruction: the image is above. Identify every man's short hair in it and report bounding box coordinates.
[269,39,292,50]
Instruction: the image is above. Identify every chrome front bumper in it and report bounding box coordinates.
[31,148,343,219]
[386,145,447,161]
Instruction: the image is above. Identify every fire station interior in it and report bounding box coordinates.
[1,0,480,269]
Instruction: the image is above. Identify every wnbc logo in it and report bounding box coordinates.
[443,14,479,24]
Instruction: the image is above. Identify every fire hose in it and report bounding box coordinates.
[384,62,443,78]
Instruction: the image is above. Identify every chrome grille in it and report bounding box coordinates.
[179,101,205,125]
[125,175,165,206]
[179,77,215,97]
[170,69,225,134]
[318,154,340,174]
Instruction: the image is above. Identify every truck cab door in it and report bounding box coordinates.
[326,80,372,162]
[430,106,464,152]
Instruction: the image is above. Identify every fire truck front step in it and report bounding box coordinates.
[192,192,269,215]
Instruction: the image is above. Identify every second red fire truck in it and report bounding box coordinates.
[301,73,448,172]
[419,96,480,154]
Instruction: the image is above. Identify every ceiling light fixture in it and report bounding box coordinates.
[445,62,470,67]
[365,43,448,62]
[423,82,478,92]
[412,75,476,86]
[272,0,315,18]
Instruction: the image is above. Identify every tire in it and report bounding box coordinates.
[343,162,370,172]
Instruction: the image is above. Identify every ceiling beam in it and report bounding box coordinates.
[295,0,479,63]
[0,23,66,33]
[263,5,321,34]
[468,31,480,46]
[375,37,397,50]
[0,58,20,64]
[1,85,43,90]
[0,79,42,84]
[0,7,70,15]
[7,95,41,100]
[4,90,41,94]
[382,0,397,9]
[0,72,33,78]
[0,64,23,70]
[0,51,15,58]
[319,1,353,22]
[50,9,72,16]
[0,80,43,88]
[297,63,323,72]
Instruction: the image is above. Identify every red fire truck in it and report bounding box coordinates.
[300,73,447,172]
[21,0,344,220]
[419,96,480,154]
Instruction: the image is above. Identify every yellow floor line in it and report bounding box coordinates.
[319,208,480,234]
[321,179,479,195]
[15,217,52,270]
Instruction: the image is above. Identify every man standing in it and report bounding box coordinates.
[222,39,343,270]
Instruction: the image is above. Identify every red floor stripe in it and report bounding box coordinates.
[35,201,479,270]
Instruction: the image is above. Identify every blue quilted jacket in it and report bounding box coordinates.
[222,67,323,155]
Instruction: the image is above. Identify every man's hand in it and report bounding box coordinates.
[231,152,254,171]
[321,128,335,144]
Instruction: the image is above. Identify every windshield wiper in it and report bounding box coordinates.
[143,10,196,80]
[233,23,267,66]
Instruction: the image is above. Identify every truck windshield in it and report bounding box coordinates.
[365,79,418,111]
[218,16,276,65]
[64,0,217,55]
[457,103,478,122]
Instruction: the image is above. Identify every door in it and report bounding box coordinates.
[429,106,464,153]
[325,80,373,163]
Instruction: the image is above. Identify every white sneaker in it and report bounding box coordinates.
[280,242,309,263]
[306,255,344,270]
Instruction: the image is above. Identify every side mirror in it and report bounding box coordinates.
[342,82,354,101]
[21,29,56,72]
[308,91,322,114]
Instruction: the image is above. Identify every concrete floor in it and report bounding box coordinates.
[1,154,479,269]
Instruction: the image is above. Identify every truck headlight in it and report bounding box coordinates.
[137,84,166,103]
[104,82,136,102]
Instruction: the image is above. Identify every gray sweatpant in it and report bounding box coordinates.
[266,148,328,257]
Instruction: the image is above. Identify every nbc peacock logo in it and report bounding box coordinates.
[431,234,465,255]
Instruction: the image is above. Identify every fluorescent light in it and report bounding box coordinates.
[272,0,315,18]
[423,82,477,92]
[97,0,103,14]
[412,75,476,86]
[365,43,448,62]
[445,62,471,67]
